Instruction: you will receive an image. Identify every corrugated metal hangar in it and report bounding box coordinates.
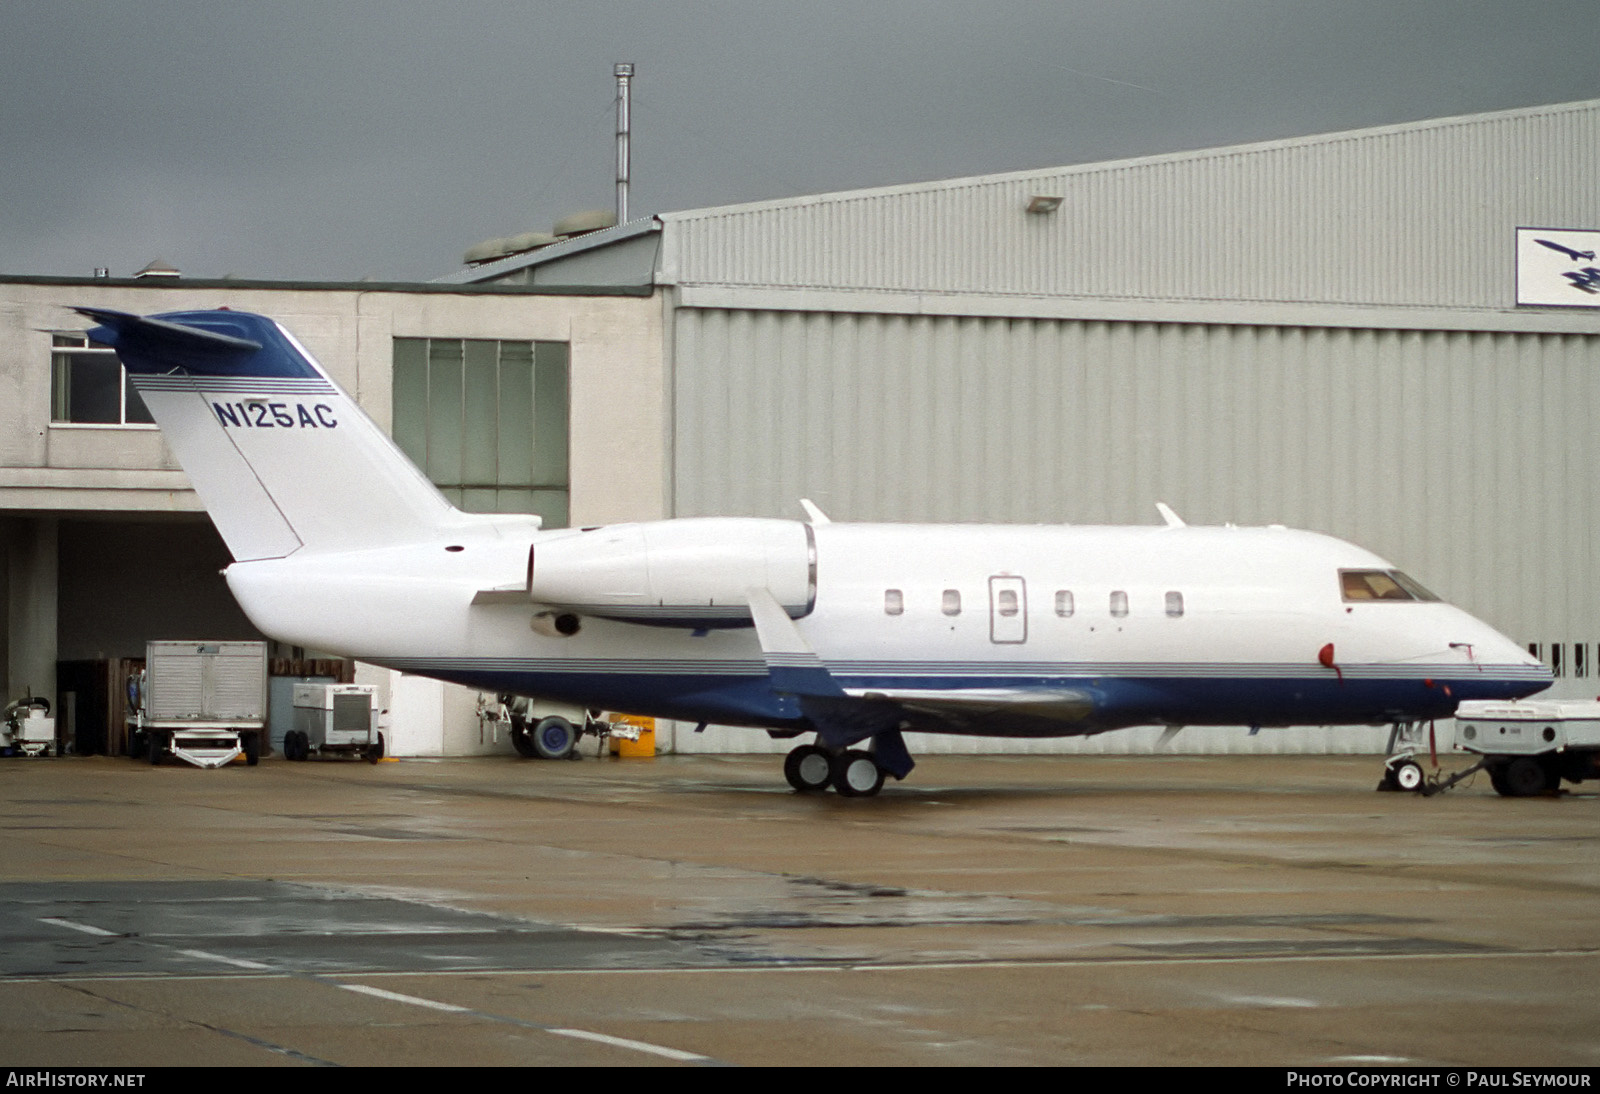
[5,97,1599,756]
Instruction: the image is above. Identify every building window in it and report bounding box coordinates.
[50,334,154,425]
[392,337,569,526]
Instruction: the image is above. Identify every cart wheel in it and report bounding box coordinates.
[1501,757,1548,797]
[366,733,385,764]
[243,731,260,767]
[148,733,163,766]
[1392,760,1424,792]
[532,716,577,760]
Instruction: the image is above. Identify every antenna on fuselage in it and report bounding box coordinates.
[799,499,831,524]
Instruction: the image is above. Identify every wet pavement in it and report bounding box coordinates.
[1,751,1596,1066]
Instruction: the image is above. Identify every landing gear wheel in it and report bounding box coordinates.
[1392,760,1424,792]
[532,717,576,760]
[509,714,538,758]
[831,749,886,798]
[366,732,385,764]
[783,744,833,793]
[1501,757,1548,797]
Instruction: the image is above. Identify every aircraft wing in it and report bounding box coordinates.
[745,586,1096,760]
[844,684,1094,735]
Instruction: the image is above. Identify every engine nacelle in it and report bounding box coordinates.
[528,518,816,627]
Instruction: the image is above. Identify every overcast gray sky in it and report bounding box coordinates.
[3,1,1596,282]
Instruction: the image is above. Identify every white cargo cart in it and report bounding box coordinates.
[129,641,268,768]
[284,683,384,762]
[1382,699,1600,796]
[3,697,57,757]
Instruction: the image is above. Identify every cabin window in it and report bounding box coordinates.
[1055,590,1074,617]
[1339,569,1441,602]
[1109,590,1128,618]
[885,589,904,616]
[942,589,961,616]
[997,589,1019,617]
[1165,591,1184,618]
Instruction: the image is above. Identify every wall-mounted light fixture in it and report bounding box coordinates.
[1026,195,1064,214]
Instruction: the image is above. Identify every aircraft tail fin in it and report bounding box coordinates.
[78,307,461,561]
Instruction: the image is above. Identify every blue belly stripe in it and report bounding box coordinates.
[378,658,1548,734]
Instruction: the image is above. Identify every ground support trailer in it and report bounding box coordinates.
[1383,700,1600,796]
[129,641,268,768]
[2,697,56,756]
[284,683,385,762]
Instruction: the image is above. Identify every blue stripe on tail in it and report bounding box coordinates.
[75,308,322,380]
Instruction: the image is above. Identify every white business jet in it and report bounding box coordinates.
[77,307,1552,795]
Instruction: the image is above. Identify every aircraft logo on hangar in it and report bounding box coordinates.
[1517,227,1600,305]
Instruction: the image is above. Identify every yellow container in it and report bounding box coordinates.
[608,714,656,758]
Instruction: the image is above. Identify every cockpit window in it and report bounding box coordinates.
[1340,569,1441,602]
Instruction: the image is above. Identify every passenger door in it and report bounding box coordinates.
[988,575,1027,644]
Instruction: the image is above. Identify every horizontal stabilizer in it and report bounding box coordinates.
[75,307,265,373]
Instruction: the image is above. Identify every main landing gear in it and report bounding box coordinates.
[783,742,889,798]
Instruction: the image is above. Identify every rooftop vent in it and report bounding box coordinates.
[506,231,557,253]
[133,258,181,279]
[552,209,617,239]
[463,230,561,266]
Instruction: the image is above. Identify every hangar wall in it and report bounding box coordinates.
[659,100,1600,311]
